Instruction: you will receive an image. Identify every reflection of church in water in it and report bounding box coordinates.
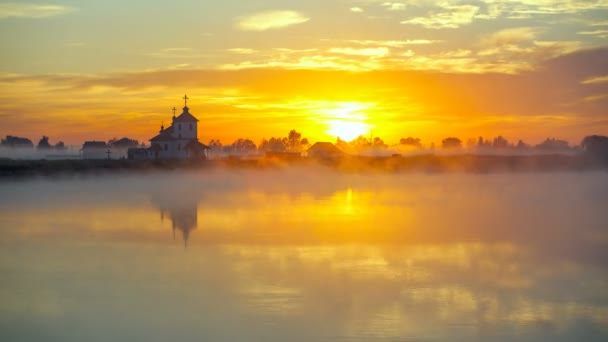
[150,193,199,247]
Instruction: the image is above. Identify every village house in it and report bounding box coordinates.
[109,137,139,159]
[306,142,345,159]
[82,141,109,159]
[129,95,209,160]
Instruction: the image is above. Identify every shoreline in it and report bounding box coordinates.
[1,154,606,179]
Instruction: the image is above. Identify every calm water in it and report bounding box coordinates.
[1,170,607,341]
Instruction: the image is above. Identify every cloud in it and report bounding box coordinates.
[348,39,443,47]
[477,28,581,63]
[0,3,75,19]
[236,10,309,31]
[581,75,608,84]
[226,48,258,54]
[401,4,479,29]
[328,47,390,57]
[381,2,407,11]
[350,7,364,13]
[481,27,541,47]
[577,29,608,38]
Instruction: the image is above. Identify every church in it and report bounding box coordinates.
[130,95,210,160]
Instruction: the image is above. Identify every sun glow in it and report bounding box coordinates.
[323,102,372,141]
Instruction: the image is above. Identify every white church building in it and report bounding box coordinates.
[129,95,209,160]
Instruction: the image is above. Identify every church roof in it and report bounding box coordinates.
[150,130,176,142]
[185,140,210,150]
[174,106,199,123]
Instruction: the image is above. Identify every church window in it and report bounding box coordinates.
[178,134,182,139]
[189,124,193,131]
[164,144,168,151]
[178,124,182,130]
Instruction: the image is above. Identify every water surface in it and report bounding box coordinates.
[1,170,607,341]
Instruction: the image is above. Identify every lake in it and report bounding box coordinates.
[1,169,607,341]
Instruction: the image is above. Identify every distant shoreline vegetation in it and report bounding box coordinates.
[1,132,607,175]
[0,153,607,179]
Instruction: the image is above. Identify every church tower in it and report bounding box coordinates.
[172,94,199,140]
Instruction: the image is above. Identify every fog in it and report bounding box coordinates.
[1,169,607,341]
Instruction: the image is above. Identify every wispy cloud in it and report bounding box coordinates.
[350,7,364,13]
[348,39,443,47]
[577,29,608,38]
[237,10,310,31]
[381,2,407,11]
[226,48,258,54]
[329,47,390,57]
[0,3,75,19]
[481,27,541,46]
[581,75,608,84]
[401,4,479,29]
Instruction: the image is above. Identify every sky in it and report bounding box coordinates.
[0,0,607,146]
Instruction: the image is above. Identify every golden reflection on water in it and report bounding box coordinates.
[0,172,607,341]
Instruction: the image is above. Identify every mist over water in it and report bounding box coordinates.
[1,169,607,341]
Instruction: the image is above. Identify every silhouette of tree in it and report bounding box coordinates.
[477,136,491,149]
[55,141,66,150]
[516,140,530,150]
[1,135,34,148]
[400,137,422,148]
[336,137,349,151]
[287,129,310,152]
[259,137,288,152]
[350,135,371,150]
[535,138,570,152]
[372,137,387,149]
[37,136,51,149]
[231,138,257,155]
[492,136,510,149]
[581,135,608,159]
[442,137,462,149]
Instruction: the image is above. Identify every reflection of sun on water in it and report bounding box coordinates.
[323,102,372,141]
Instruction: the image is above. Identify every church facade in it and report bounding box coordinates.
[130,95,209,160]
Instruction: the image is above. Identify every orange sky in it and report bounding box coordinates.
[1,1,607,146]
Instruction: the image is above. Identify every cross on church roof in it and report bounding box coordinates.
[172,107,176,116]
[183,94,189,107]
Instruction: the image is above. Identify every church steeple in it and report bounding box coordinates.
[172,107,177,123]
[183,94,189,110]
[160,121,164,133]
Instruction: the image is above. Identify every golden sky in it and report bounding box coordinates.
[0,0,607,145]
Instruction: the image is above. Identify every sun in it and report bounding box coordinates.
[323,102,372,141]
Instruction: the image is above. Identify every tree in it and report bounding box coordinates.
[492,136,510,149]
[1,136,33,148]
[372,137,387,149]
[259,137,288,152]
[581,135,608,159]
[286,129,310,152]
[55,141,66,150]
[231,138,257,155]
[208,139,223,156]
[37,136,51,149]
[535,138,570,152]
[442,137,462,149]
[400,137,422,148]
[336,137,349,151]
[477,136,491,149]
[349,135,371,151]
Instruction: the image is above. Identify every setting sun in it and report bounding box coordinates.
[323,102,372,141]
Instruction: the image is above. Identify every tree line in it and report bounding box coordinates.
[4,132,607,160]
